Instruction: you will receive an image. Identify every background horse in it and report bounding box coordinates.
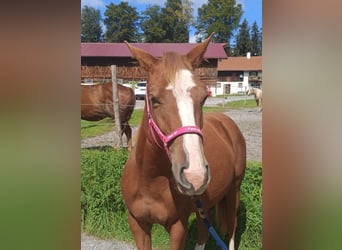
[81,82,136,149]
[247,87,262,112]
[121,33,246,250]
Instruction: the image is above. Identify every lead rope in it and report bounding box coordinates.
[193,198,228,250]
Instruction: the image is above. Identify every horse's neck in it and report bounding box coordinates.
[134,112,170,173]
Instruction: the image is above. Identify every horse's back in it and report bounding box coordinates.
[81,83,136,122]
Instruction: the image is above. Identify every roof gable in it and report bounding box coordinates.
[81,42,227,59]
[218,56,262,71]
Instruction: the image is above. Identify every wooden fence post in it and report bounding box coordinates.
[111,65,123,148]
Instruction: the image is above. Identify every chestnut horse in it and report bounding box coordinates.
[81,82,136,149]
[121,33,246,250]
[247,87,262,112]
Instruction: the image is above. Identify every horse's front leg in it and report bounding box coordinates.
[128,212,152,250]
[194,210,210,250]
[168,219,188,250]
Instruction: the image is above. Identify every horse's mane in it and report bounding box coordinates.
[162,52,192,85]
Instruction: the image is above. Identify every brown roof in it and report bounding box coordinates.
[81,42,228,59]
[218,56,262,71]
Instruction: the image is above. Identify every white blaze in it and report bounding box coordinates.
[167,69,206,191]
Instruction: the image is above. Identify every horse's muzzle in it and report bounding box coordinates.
[177,164,210,195]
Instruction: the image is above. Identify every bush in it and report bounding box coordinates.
[81,147,128,237]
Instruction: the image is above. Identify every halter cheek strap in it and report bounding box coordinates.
[145,89,203,159]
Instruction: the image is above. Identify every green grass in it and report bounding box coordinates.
[81,118,115,139]
[224,99,257,109]
[81,110,144,139]
[81,148,262,249]
[129,109,143,126]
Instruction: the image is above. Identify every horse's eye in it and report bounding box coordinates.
[151,96,161,106]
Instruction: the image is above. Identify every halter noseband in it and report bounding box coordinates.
[145,88,203,159]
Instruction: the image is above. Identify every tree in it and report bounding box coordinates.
[81,5,103,42]
[140,5,166,42]
[195,0,242,42]
[160,0,194,42]
[250,21,262,56]
[103,2,140,42]
[140,0,194,42]
[235,19,251,56]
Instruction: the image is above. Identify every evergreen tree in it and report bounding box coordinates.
[140,5,166,42]
[195,0,242,42]
[250,21,262,56]
[103,2,140,42]
[235,19,251,56]
[160,0,193,42]
[81,5,103,42]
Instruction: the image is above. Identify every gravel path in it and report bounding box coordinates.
[81,234,137,250]
[224,108,262,162]
[81,107,262,249]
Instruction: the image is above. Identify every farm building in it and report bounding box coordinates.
[81,42,227,86]
[211,53,262,96]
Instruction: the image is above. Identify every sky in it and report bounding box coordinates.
[81,0,262,42]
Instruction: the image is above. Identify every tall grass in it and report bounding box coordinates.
[81,147,128,237]
[81,148,262,249]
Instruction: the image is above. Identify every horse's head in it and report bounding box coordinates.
[125,33,215,196]
[247,87,253,96]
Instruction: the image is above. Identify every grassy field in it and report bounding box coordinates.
[81,118,115,139]
[81,148,262,249]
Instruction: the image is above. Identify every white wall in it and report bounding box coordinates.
[209,72,250,96]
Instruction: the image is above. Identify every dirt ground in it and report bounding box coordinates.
[81,107,262,249]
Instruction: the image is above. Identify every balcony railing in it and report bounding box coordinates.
[249,75,262,82]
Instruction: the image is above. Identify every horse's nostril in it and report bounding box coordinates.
[204,164,210,184]
[180,165,186,173]
[179,165,191,188]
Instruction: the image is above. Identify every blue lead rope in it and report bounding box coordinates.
[194,199,228,250]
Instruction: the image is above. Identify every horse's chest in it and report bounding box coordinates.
[129,187,180,225]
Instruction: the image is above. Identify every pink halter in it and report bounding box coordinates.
[145,89,203,159]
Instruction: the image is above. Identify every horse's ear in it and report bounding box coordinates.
[125,41,158,72]
[186,32,215,68]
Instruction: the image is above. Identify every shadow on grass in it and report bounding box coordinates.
[82,145,117,151]
[81,124,98,129]
[82,145,131,153]
[184,201,247,249]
